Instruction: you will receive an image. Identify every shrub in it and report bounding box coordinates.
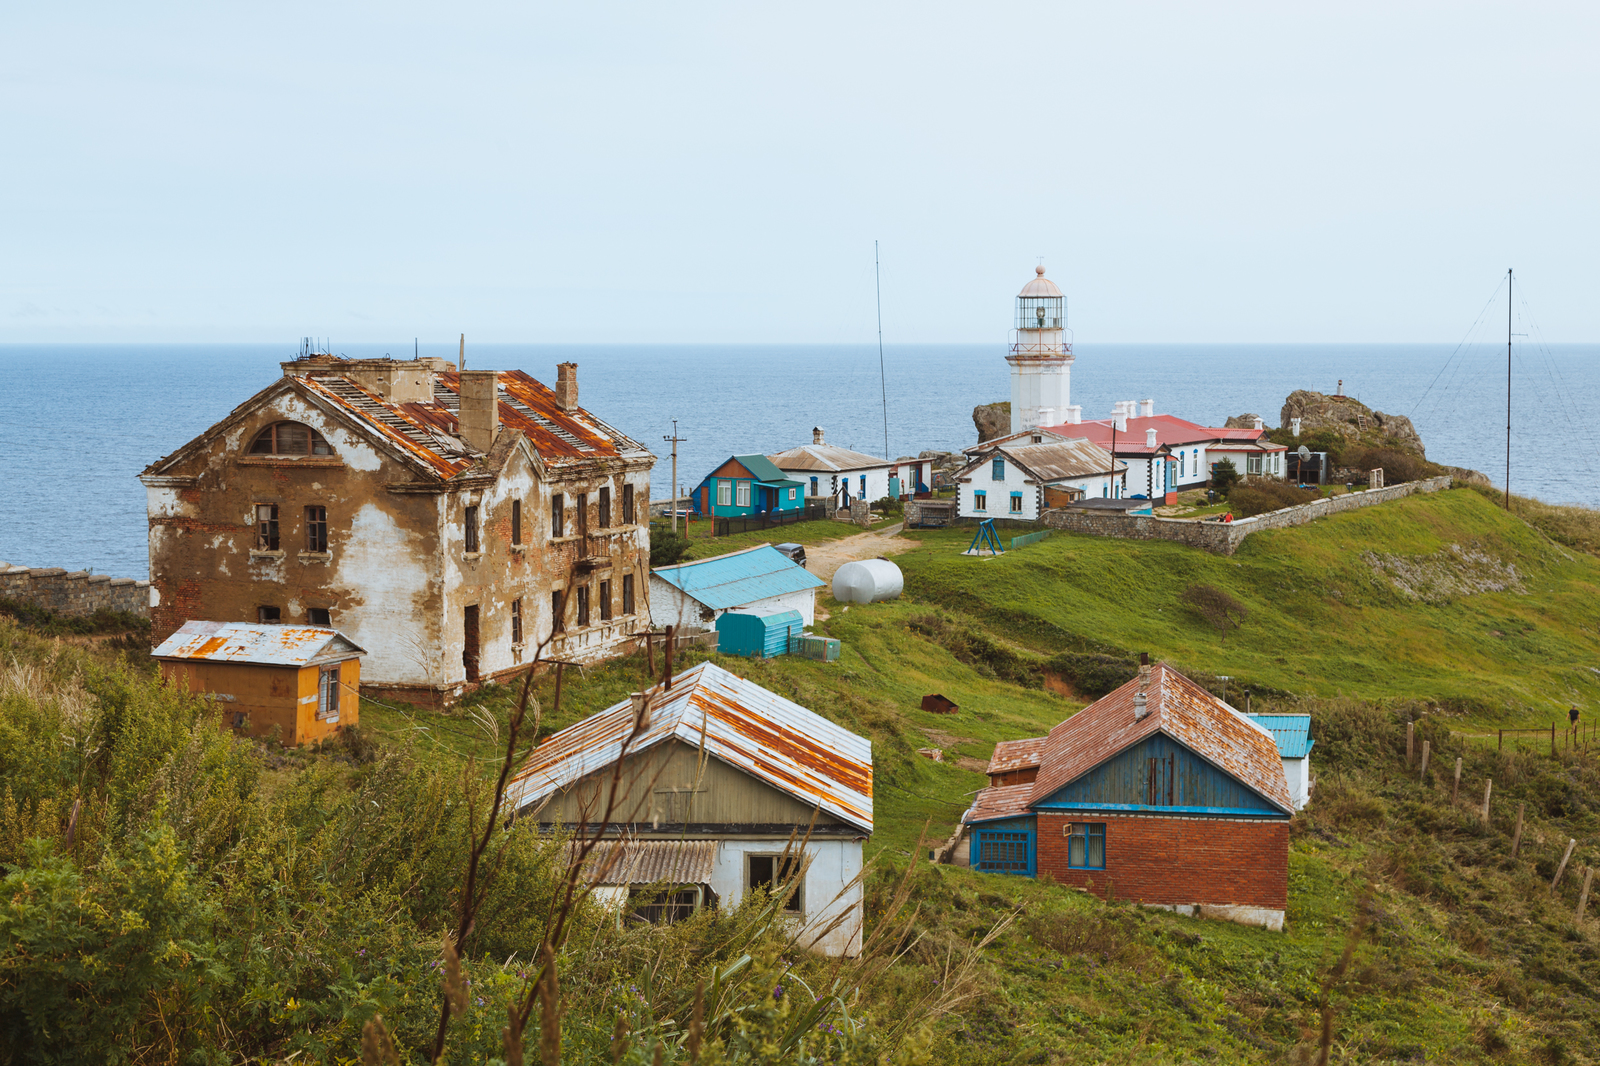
[1210,458,1240,495]
[1042,652,1138,698]
[1226,481,1317,517]
[649,527,691,567]
[1346,447,1443,485]
[873,495,904,516]
[1178,584,1249,642]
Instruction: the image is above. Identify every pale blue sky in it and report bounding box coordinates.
[3,2,1596,342]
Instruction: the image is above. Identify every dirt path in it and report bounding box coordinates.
[805,522,920,583]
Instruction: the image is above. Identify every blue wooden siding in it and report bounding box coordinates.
[969,815,1036,876]
[1033,734,1284,816]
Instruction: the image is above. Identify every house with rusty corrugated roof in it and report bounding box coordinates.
[506,660,872,956]
[139,353,653,705]
[952,657,1295,930]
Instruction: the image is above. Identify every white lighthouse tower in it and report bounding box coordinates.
[1006,265,1075,434]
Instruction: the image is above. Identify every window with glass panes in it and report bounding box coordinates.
[1065,823,1105,869]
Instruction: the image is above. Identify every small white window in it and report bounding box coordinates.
[717,480,732,506]
[736,481,751,507]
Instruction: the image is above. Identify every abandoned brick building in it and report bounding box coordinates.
[140,354,654,704]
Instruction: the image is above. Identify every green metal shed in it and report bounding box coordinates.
[716,608,803,658]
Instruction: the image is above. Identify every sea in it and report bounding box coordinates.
[3,341,1598,581]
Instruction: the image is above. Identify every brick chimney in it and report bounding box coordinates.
[458,371,499,453]
[1133,652,1151,720]
[813,426,825,444]
[555,363,579,412]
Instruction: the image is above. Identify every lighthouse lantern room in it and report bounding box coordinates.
[1007,265,1075,434]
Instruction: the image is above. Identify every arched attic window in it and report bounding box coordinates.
[249,421,333,456]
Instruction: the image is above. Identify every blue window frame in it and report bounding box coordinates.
[973,827,1035,875]
[992,458,1005,481]
[860,475,867,497]
[810,477,818,495]
[974,491,987,511]
[1009,491,1023,513]
[1066,822,1106,869]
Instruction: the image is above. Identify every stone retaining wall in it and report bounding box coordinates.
[0,563,150,618]
[1039,476,1453,555]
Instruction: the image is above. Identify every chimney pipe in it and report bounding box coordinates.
[631,691,651,731]
[1140,398,1154,417]
[458,370,500,452]
[555,362,579,412]
[1146,428,1158,448]
[1133,652,1151,720]
[813,426,825,445]
[1066,405,1082,424]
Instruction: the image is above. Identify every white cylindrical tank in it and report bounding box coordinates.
[832,559,903,604]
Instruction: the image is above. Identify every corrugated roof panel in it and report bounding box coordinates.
[507,661,872,832]
[963,783,1036,823]
[987,737,1046,775]
[1247,714,1314,758]
[1027,663,1292,814]
[767,443,892,473]
[564,839,719,885]
[151,621,365,667]
[957,438,1124,483]
[652,544,825,610]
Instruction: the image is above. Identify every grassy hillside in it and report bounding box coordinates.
[897,487,1600,725]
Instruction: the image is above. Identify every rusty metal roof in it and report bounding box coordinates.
[1027,663,1292,814]
[986,737,1046,775]
[962,783,1036,824]
[298,367,652,479]
[563,839,719,885]
[956,438,1124,484]
[506,661,872,831]
[151,620,365,667]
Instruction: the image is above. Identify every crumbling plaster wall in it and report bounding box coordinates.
[145,392,445,689]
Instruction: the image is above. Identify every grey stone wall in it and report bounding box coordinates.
[1040,476,1453,556]
[0,564,150,618]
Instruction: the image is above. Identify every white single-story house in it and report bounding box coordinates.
[506,660,873,956]
[769,428,898,505]
[650,544,826,631]
[1249,713,1315,810]
[955,436,1125,520]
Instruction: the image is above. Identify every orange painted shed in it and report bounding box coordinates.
[153,621,364,745]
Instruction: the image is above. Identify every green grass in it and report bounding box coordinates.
[652,518,867,560]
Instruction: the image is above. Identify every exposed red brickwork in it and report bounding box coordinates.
[1035,812,1288,909]
[180,488,202,504]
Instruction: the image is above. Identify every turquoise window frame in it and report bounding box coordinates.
[992,458,1005,481]
[974,491,987,511]
[1065,822,1106,869]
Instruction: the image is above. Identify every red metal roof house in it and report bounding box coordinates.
[956,657,1294,930]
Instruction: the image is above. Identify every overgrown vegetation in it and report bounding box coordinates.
[0,596,149,639]
[1226,479,1319,517]
[1179,583,1250,642]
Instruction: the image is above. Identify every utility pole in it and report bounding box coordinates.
[663,421,687,534]
[1505,268,1512,511]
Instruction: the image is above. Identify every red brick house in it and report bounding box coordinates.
[956,658,1294,930]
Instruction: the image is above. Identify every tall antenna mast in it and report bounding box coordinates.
[876,241,889,461]
[1505,268,1512,511]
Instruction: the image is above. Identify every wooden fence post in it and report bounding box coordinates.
[1480,779,1493,827]
[1578,867,1595,923]
[1451,757,1462,804]
[1551,722,1556,757]
[1407,721,1415,766]
[1511,803,1525,858]
[1553,838,1577,893]
[1419,740,1431,779]
[1498,729,1503,751]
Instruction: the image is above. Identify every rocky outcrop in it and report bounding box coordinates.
[1280,390,1426,457]
[1224,413,1267,429]
[1445,466,1493,488]
[973,402,1011,443]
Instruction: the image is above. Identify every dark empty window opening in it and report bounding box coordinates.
[622,483,635,524]
[599,579,612,622]
[511,499,522,545]
[627,886,705,925]
[576,585,590,627]
[463,605,480,681]
[249,421,332,456]
[511,597,523,645]
[256,504,280,550]
[257,606,281,624]
[307,607,331,626]
[464,505,480,553]
[747,854,803,912]
[622,573,635,616]
[598,486,611,528]
[552,494,565,538]
[305,505,328,552]
[576,493,589,538]
[551,590,565,634]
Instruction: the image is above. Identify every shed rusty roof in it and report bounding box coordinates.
[962,783,1036,824]
[151,620,365,667]
[298,367,651,478]
[564,839,719,885]
[506,661,872,832]
[1027,663,1292,814]
[986,737,1046,776]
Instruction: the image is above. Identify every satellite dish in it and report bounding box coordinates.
[1297,445,1312,462]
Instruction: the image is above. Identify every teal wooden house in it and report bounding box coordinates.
[694,455,806,518]
[716,608,804,658]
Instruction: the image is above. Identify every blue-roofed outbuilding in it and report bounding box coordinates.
[1249,714,1314,809]
[650,544,827,631]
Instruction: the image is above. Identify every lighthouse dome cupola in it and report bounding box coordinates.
[1017,265,1065,331]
